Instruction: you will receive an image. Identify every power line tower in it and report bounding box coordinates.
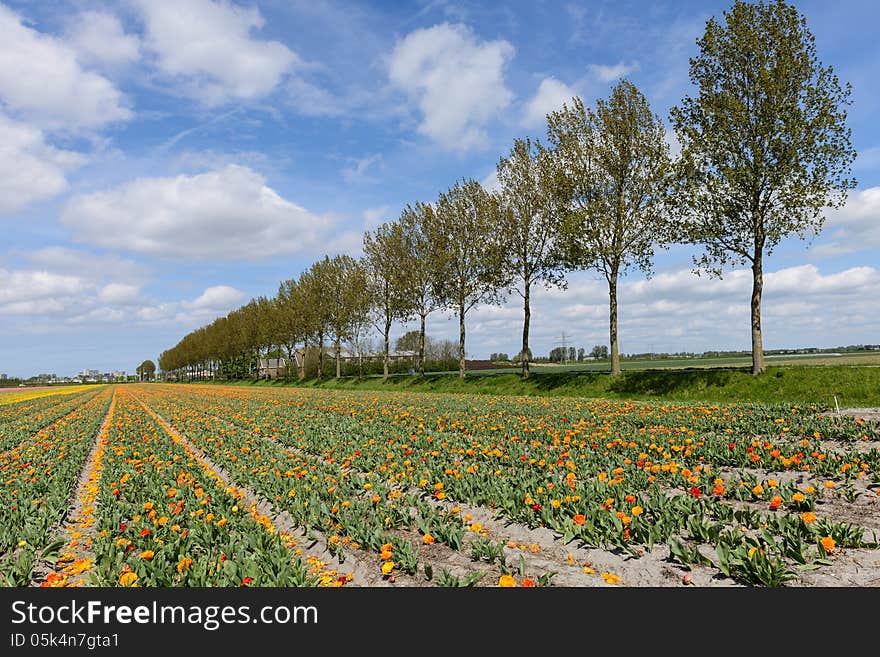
[555,330,571,364]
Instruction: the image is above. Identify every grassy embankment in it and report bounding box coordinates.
[213,362,880,408]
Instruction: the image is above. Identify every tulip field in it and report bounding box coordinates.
[1,384,878,587]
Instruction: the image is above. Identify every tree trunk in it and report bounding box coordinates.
[609,271,621,376]
[317,331,324,380]
[751,250,765,375]
[458,302,466,379]
[383,315,391,381]
[358,348,363,380]
[521,281,531,379]
[418,312,426,377]
[335,339,341,378]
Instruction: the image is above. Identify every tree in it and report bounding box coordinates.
[548,347,566,363]
[345,260,372,380]
[431,179,509,378]
[277,278,305,379]
[495,137,568,379]
[363,221,411,380]
[312,254,368,379]
[591,344,608,360]
[547,81,673,376]
[137,360,156,381]
[577,347,585,361]
[395,330,421,353]
[299,261,332,380]
[670,0,856,374]
[394,202,441,376]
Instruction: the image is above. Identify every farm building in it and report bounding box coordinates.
[258,358,288,378]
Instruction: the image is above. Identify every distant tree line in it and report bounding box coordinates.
[158,1,854,382]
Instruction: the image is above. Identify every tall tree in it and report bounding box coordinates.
[395,202,441,376]
[309,254,367,379]
[277,278,304,379]
[431,179,509,378]
[345,260,372,380]
[547,81,673,376]
[136,360,155,381]
[299,262,332,380]
[670,0,856,374]
[363,221,411,379]
[495,137,567,379]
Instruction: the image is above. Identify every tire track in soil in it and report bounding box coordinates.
[34,389,116,587]
[130,391,386,587]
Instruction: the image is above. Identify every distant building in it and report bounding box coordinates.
[258,358,288,379]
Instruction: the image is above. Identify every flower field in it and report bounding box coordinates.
[0,385,101,406]
[2,384,878,587]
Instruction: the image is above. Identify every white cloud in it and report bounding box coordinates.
[810,187,880,257]
[66,11,141,67]
[388,23,514,150]
[24,247,147,282]
[589,61,639,82]
[363,206,390,230]
[97,283,142,305]
[0,5,131,129]
[286,78,346,117]
[61,164,337,259]
[0,257,243,332]
[0,114,85,214]
[343,154,383,183]
[0,269,87,307]
[522,77,578,128]
[184,285,244,310]
[128,286,246,326]
[134,0,298,104]
[480,169,500,193]
[416,264,880,357]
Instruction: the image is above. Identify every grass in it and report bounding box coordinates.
[210,363,880,408]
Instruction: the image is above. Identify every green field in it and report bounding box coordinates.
[220,359,880,408]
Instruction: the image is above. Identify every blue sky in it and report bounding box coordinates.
[1,0,878,378]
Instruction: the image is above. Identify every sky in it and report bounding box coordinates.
[0,0,878,378]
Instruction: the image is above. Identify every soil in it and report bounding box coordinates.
[823,407,880,422]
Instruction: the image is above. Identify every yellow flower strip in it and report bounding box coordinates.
[42,392,117,587]
[0,385,102,406]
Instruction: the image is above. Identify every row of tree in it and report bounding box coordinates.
[158,0,855,381]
